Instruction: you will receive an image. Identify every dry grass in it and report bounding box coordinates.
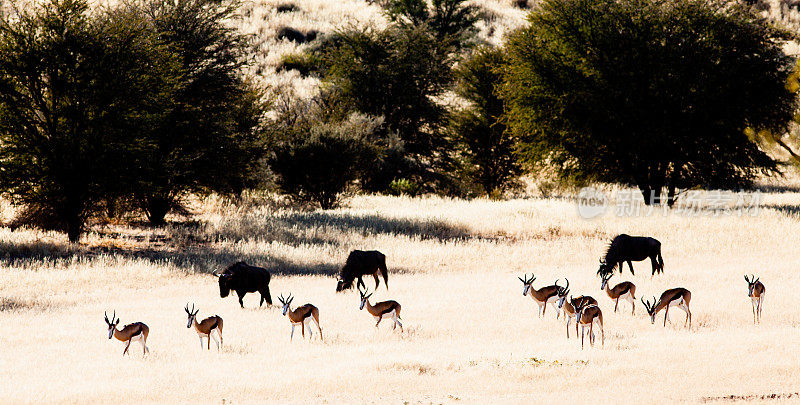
[3,181,800,403]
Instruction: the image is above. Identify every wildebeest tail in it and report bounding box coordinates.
[379,253,389,289]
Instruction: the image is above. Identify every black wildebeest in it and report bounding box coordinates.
[213,262,272,308]
[335,250,389,292]
[597,234,663,277]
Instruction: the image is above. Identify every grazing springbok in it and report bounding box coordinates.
[358,286,403,332]
[641,288,692,328]
[597,234,663,276]
[744,275,765,324]
[104,311,149,356]
[518,274,562,317]
[573,299,604,349]
[555,281,597,339]
[278,294,323,341]
[185,303,224,350]
[600,273,636,314]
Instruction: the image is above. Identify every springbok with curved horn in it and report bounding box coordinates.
[641,288,692,328]
[572,299,604,349]
[278,294,323,341]
[185,303,224,350]
[104,311,149,356]
[600,273,636,314]
[518,274,562,317]
[555,280,597,339]
[358,285,403,332]
[744,275,765,324]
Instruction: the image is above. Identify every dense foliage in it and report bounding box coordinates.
[503,0,797,204]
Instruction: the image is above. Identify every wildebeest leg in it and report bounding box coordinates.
[627,260,634,275]
[618,262,624,274]
[237,291,245,308]
[262,284,272,305]
[357,276,366,291]
[372,271,380,289]
[650,255,658,275]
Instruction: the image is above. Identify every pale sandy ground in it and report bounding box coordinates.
[2,186,800,403]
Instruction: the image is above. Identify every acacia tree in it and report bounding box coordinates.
[134,0,266,225]
[0,0,169,241]
[451,46,521,195]
[503,0,797,205]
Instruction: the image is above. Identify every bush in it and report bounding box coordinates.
[451,46,521,195]
[277,53,319,76]
[276,3,299,12]
[269,125,379,209]
[277,26,309,43]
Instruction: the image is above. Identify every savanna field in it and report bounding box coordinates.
[2,181,800,403]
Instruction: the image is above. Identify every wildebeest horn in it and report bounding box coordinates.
[212,271,220,277]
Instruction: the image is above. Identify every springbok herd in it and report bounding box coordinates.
[103,237,767,356]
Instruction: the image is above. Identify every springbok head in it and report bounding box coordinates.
[555,278,570,308]
[641,296,658,324]
[744,274,760,297]
[278,293,294,316]
[185,303,199,328]
[104,310,119,339]
[518,273,535,296]
[573,298,594,324]
[358,285,373,310]
[600,272,613,290]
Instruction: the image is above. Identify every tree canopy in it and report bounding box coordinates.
[503,0,797,204]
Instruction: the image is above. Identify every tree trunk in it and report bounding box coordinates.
[145,195,171,226]
[67,215,82,243]
[667,184,677,207]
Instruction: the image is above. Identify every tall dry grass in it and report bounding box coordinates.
[2,182,800,402]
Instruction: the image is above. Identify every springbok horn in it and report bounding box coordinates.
[563,278,569,290]
[112,310,116,323]
[104,311,109,323]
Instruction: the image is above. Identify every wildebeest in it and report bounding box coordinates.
[213,262,272,308]
[336,250,388,292]
[597,234,663,276]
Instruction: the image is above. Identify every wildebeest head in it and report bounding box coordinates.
[597,259,614,277]
[214,263,244,298]
[336,262,356,292]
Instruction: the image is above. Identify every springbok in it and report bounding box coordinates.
[358,286,403,332]
[185,303,224,350]
[600,273,636,314]
[555,281,597,339]
[518,274,562,317]
[104,311,149,356]
[641,288,692,328]
[573,299,604,349]
[744,275,765,324]
[278,294,323,341]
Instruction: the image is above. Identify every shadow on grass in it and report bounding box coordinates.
[0,208,473,276]
[762,203,800,217]
[0,238,339,276]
